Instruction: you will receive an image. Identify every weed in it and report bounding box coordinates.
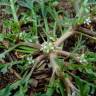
[0,0,96,96]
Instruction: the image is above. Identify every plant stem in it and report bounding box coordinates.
[54,27,75,47]
[50,53,60,76]
[78,27,96,37]
[49,52,78,96]
[55,50,86,64]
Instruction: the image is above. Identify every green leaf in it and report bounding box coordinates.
[0,85,11,96]
[46,81,55,96]
[58,81,65,96]
[17,46,38,53]
[14,85,27,96]
[55,58,64,71]
[0,53,5,60]
[0,34,4,41]
[1,64,9,73]
[85,52,96,63]
[17,0,33,10]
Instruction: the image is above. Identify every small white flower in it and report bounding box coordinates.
[72,90,79,96]
[51,46,54,50]
[84,17,91,25]
[27,39,32,42]
[19,32,24,38]
[44,46,47,49]
[46,49,49,53]
[40,42,55,53]
[49,36,55,41]
[80,54,88,64]
[27,56,35,64]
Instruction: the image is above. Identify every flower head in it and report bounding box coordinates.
[80,54,88,64]
[26,56,35,64]
[84,17,91,25]
[40,42,55,53]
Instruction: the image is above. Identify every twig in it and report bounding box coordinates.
[77,27,96,37]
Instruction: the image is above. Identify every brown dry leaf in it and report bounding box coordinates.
[15,51,25,59]
[2,40,9,48]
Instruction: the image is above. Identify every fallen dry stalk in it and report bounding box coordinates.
[78,27,96,37]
